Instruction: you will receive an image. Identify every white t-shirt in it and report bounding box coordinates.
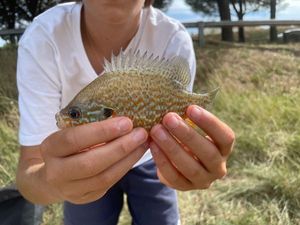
[17,2,196,166]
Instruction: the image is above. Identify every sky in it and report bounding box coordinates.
[166,0,300,22]
[1,0,300,46]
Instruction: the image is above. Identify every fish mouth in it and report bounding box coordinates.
[55,112,84,128]
[55,112,68,129]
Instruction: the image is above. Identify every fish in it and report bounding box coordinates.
[55,50,219,131]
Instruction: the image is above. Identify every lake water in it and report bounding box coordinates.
[1,0,300,46]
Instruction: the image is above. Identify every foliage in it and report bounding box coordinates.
[231,0,270,19]
[186,0,234,41]
[185,0,282,18]
[191,40,300,224]
[17,0,57,23]
[1,32,300,224]
[185,0,284,42]
[0,0,56,44]
[0,0,17,29]
[0,0,174,31]
[185,0,218,15]
[153,0,173,11]
[0,45,18,187]
[0,0,56,28]
[230,0,283,41]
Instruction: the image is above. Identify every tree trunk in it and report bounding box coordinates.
[231,0,245,42]
[238,27,245,42]
[270,0,277,42]
[217,0,234,42]
[238,15,245,42]
[237,0,245,42]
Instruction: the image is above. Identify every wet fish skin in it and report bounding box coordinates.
[56,50,218,130]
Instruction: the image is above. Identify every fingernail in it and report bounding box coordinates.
[190,106,202,120]
[118,118,131,132]
[166,114,179,129]
[132,128,147,143]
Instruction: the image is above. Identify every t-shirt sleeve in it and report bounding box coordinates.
[17,28,61,146]
[163,29,196,92]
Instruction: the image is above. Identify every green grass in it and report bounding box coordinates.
[0,45,19,188]
[1,35,300,224]
[190,40,300,225]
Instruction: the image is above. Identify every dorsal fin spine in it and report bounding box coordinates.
[103,49,191,87]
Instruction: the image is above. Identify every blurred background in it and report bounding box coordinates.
[0,0,300,225]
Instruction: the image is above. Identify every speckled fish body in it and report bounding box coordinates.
[56,50,218,130]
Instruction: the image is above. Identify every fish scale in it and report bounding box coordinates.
[55,50,218,130]
[97,73,190,130]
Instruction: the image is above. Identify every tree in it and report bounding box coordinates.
[186,0,282,42]
[0,0,57,29]
[185,0,234,42]
[0,0,17,29]
[0,0,18,43]
[230,0,271,42]
[0,0,57,43]
[153,0,173,11]
[185,0,217,15]
[18,0,57,22]
[217,0,234,41]
[270,0,277,41]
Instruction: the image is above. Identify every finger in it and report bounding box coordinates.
[150,125,213,184]
[162,113,226,178]
[41,117,133,157]
[60,128,148,180]
[67,143,148,201]
[186,105,235,157]
[150,141,192,191]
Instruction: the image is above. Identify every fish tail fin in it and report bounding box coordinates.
[189,87,219,110]
[184,117,198,129]
[180,88,219,133]
[184,117,205,134]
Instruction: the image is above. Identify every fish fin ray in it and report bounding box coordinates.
[103,49,191,87]
[184,118,198,129]
[191,87,220,109]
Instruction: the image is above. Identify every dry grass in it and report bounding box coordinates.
[181,41,300,225]
[0,36,300,224]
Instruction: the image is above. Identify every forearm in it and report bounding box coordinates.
[16,153,62,205]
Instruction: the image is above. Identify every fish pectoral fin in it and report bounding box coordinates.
[86,106,115,120]
[103,107,114,118]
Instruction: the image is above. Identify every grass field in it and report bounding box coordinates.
[0,34,300,224]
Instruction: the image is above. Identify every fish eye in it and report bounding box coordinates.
[103,108,113,118]
[68,107,81,119]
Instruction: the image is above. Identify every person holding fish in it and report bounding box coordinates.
[16,0,235,225]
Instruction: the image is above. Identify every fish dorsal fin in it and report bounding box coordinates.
[103,49,191,87]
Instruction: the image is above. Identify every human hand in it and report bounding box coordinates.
[40,117,148,204]
[150,105,234,191]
